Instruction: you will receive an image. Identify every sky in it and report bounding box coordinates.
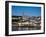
[12,6,41,16]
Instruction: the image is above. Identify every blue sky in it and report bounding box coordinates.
[12,6,41,16]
